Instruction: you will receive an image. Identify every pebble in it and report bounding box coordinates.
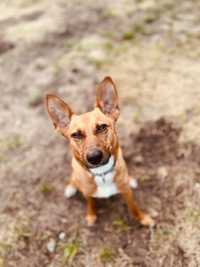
[133,155,143,164]
[47,239,56,253]
[148,208,159,218]
[58,232,66,241]
[157,166,168,179]
[34,58,48,70]
[194,183,200,192]
[89,49,106,62]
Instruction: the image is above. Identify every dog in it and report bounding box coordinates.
[45,76,154,227]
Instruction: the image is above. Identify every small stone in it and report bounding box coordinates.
[194,183,200,192]
[0,40,14,54]
[58,232,66,241]
[148,208,159,218]
[89,49,105,62]
[133,155,143,164]
[157,166,168,179]
[34,58,47,70]
[47,238,56,253]
[177,147,191,159]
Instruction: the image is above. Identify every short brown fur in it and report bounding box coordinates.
[45,77,154,226]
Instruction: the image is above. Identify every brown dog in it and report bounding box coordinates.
[46,77,154,227]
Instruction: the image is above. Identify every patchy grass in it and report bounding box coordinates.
[139,175,151,184]
[153,225,175,244]
[39,182,55,195]
[122,30,135,41]
[14,0,42,8]
[0,242,12,256]
[0,135,22,152]
[103,31,116,40]
[28,89,43,107]
[62,242,80,265]
[102,8,119,19]
[187,208,200,223]
[64,40,77,50]
[15,224,32,240]
[99,247,115,264]
[0,154,7,163]
[112,218,129,232]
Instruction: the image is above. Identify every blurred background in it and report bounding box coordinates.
[1,0,200,266]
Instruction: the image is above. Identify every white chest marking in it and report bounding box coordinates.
[90,156,118,198]
[93,171,118,198]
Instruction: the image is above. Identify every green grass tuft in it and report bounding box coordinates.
[122,31,135,41]
[140,175,150,183]
[113,218,129,231]
[39,182,54,195]
[100,247,115,263]
[62,242,79,265]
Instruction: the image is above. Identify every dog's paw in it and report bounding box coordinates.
[64,185,77,198]
[129,178,138,189]
[140,214,155,227]
[86,215,97,227]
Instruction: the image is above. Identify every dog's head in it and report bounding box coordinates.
[46,77,120,169]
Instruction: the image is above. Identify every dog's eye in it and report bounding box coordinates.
[71,131,84,140]
[96,123,108,134]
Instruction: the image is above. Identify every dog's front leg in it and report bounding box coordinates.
[85,197,97,226]
[64,178,77,198]
[121,187,155,226]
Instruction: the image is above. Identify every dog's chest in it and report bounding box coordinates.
[92,171,118,198]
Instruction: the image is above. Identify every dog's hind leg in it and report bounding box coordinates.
[120,187,155,227]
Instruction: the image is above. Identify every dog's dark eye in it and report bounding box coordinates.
[96,124,108,134]
[71,131,84,140]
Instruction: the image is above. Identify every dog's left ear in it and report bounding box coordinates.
[96,76,120,120]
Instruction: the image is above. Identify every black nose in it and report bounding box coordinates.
[86,149,103,166]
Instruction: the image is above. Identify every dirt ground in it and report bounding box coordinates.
[1,0,200,266]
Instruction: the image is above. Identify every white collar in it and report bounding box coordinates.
[89,156,115,176]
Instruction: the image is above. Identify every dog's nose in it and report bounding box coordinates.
[86,149,103,166]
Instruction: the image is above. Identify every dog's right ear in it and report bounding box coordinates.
[45,94,73,131]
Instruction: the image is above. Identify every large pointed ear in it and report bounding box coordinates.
[45,94,73,131]
[96,76,120,120]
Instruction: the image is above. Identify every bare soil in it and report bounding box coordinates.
[1,0,200,266]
